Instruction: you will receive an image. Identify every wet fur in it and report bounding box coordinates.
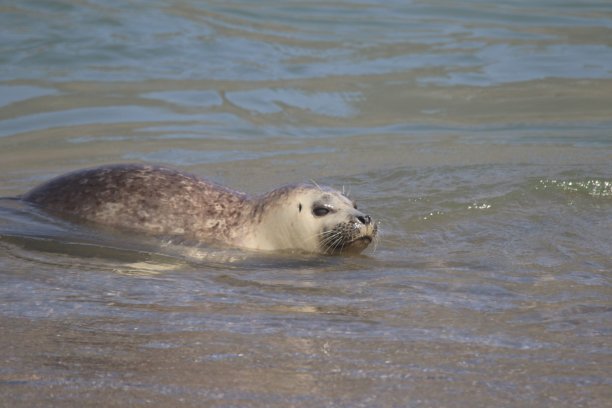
[22,164,377,254]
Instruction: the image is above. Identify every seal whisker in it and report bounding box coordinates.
[371,230,381,254]
[309,179,324,193]
[318,229,347,254]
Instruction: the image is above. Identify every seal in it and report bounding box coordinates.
[21,164,377,255]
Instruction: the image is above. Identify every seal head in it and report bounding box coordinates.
[244,184,377,254]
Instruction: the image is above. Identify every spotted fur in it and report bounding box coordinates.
[22,164,377,254]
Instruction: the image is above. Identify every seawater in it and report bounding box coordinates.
[0,1,611,406]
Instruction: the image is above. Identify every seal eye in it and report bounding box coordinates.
[313,207,330,217]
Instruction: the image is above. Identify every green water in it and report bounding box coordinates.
[1,1,611,406]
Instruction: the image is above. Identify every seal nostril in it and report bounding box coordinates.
[357,215,371,225]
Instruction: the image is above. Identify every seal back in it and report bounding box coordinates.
[23,164,250,244]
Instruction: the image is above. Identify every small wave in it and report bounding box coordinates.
[535,178,612,198]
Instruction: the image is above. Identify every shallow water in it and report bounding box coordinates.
[1,0,611,406]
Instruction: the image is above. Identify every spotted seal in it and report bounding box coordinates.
[21,164,377,255]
